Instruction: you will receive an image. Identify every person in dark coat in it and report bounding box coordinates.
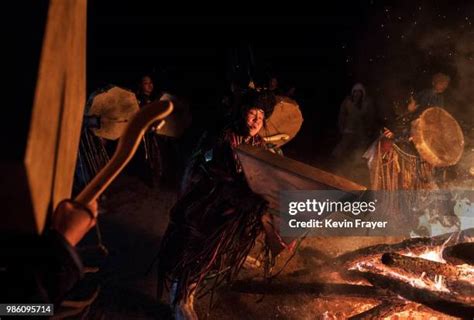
[156,91,277,319]
[0,200,98,306]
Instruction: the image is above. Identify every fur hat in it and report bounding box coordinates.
[240,90,276,119]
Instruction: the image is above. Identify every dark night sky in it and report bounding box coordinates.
[13,2,370,162]
[13,1,473,163]
[86,1,473,163]
[86,4,374,159]
[86,9,368,94]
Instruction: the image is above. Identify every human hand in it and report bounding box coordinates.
[52,200,98,246]
[383,127,394,139]
[407,96,419,113]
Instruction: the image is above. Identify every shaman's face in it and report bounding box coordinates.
[246,108,264,136]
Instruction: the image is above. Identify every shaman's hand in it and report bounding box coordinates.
[383,127,394,139]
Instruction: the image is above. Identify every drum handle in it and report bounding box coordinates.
[264,133,290,142]
[75,100,173,205]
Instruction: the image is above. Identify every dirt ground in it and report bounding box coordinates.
[71,172,456,320]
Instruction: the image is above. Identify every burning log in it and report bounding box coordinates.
[446,280,474,298]
[443,243,474,265]
[350,300,459,320]
[381,252,460,279]
[337,236,451,268]
[380,252,474,302]
[230,280,391,299]
[336,229,474,269]
[349,270,474,318]
[348,299,408,320]
[338,233,474,318]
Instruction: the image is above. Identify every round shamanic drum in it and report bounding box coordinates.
[411,107,464,167]
[88,86,140,140]
[258,96,303,147]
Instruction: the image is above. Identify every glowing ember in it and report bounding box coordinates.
[403,234,453,263]
[405,249,446,263]
[384,307,459,320]
[341,235,473,318]
[349,238,474,297]
[352,260,451,292]
[434,274,445,291]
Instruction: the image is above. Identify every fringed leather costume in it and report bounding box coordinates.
[366,108,436,191]
[156,127,269,303]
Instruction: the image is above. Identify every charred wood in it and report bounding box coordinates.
[381,252,460,279]
[443,243,474,265]
[348,299,407,320]
[348,270,474,318]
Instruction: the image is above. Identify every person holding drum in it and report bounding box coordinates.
[154,91,291,320]
[370,72,455,188]
[381,72,451,141]
[365,74,463,192]
[365,92,436,191]
[135,74,192,187]
[134,74,178,187]
[130,75,159,186]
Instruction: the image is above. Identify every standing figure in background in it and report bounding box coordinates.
[332,83,374,183]
[131,74,165,187]
[267,74,296,98]
[136,75,161,106]
[332,83,375,159]
[268,75,280,94]
[135,74,191,187]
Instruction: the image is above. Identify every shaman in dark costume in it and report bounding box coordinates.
[156,91,276,319]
